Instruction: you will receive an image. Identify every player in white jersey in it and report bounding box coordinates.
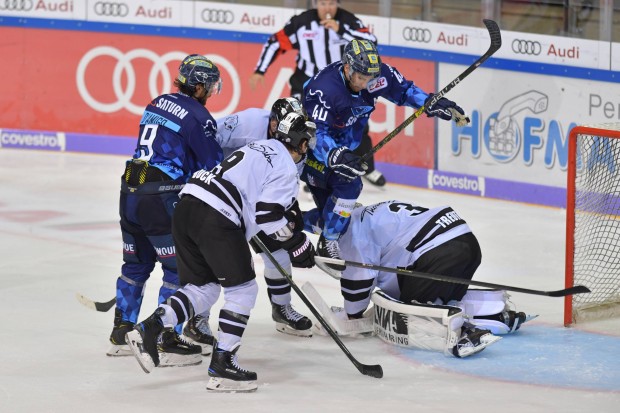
[211,98,315,337]
[306,201,532,358]
[126,113,317,392]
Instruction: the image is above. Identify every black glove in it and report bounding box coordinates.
[284,201,304,232]
[327,146,366,182]
[280,232,316,268]
[424,93,470,126]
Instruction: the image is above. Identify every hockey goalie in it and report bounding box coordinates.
[305,200,535,358]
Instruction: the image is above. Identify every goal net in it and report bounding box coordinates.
[565,123,620,326]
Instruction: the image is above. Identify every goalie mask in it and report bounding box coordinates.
[274,112,317,153]
[341,40,381,78]
[177,54,222,95]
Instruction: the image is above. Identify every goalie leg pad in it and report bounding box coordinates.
[371,290,464,357]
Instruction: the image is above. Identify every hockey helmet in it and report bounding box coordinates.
[275,112,316,152]
[269,97,307,124]
[177,54,222,95]
[341,40,381,78]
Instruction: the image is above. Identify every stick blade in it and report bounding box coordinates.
[548,285,591,297]
[358,363,383,379]
[75,293,116,312]
[482,19,502,49]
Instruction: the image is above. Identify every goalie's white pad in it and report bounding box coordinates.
[371,290,501,357]
[301,282,373,337]
[456,289,537,335]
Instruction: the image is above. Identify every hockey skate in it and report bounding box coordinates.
[207,341,257,393]
[316,235,345,278]
[126,307,165,373]
[363,170,386,187]
[182,315,215,356]
[158,328,203,367]
[272,303,312,337]
[107,308,134,357]
[452,325,501,358]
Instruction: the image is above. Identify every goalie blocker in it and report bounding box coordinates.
[371,290,501,358]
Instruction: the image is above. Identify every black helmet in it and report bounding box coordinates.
[270,97,306,124]
[177,54,222,94]
[341,40,381,78]
[274,113,316,152]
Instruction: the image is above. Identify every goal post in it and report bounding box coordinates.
[565,123,620,326]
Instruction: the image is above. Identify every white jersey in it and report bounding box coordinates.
[181,139,299,240]
[339,200,472,314]
[216,108,270,158]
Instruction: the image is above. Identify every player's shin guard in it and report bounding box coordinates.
[371,290,501,358]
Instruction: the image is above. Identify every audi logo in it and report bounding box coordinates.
[511,39,542,56]
[402,27,432,43]
[94,2,129,17]
[0,0,33,11]
[76,46,241,117]
[201,8,234,24]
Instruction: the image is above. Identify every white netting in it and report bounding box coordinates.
[570,122,620,323]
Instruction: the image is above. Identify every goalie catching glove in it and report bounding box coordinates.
[327,146,367,181]
[279,232,316,268]
[424,93,470,127]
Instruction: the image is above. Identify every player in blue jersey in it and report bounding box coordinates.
[107,54,223,366]
[302,39,471,268]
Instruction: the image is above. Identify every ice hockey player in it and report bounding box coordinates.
[302,39,470,269]
[306,200,533,358]
[126,112,317,392]
[108,54,223,367]
[214,97,314,337]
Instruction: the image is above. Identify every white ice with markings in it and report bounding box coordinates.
[0,149,618,412]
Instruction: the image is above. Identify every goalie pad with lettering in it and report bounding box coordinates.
[371,290,501,358]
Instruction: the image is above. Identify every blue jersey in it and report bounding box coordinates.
[303,62,429,164]
[134,92,223,181]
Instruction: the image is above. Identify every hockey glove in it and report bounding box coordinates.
[424,93,470,126]
[327,147,366,182]
[280,232,316,268]
[284,201,304,232]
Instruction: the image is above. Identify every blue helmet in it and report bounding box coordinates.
[177,54,222,94]
[341,40,381,78]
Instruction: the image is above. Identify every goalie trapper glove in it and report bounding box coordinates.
[280,232,316,268]
[327,146,367,181]
[424,93,470,126]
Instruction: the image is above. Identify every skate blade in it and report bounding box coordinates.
[158,352,202,367]
[206,377,257,393]
[125,330,156,373]
[457,334,502,358]
[275,322,313,337]
[106,344,132,357]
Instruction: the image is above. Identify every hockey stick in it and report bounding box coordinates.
[76,293,116,312]
[252,236,383,379]
[361,19,502,162]
[315,257,591,298]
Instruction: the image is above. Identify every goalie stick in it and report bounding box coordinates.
[76,293,116,312]
[252,236,383,379]
[361,19,502,162]
[315,257,591,298]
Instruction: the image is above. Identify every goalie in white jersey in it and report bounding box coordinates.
[306,200,532,358]
[126,113,317,392]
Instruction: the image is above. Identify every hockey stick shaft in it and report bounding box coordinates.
[252,236,383,378]
[316,257,590,298]
[361,19,502,162]
[76,293,116,312]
